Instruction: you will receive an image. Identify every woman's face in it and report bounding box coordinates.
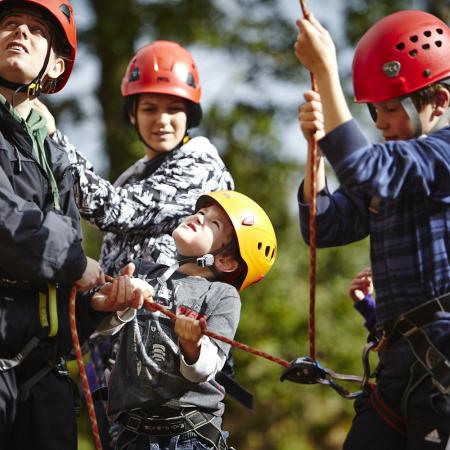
[131,93,188,159]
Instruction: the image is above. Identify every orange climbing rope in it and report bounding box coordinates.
[69,286,103,450]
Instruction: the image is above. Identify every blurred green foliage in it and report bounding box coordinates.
[64,0,448,449]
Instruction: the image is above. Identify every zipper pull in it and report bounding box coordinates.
[14,146,22,173]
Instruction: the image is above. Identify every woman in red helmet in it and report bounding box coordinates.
[0,1,146,449]
[41,40,234,276]
[295,10,450,449]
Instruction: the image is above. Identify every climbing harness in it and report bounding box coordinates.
[379,293,450,398]
[118,409,229,450]
[0,281,58,371]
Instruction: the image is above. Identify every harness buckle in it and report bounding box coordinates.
[184,410,209,429]
[125,415,142,432]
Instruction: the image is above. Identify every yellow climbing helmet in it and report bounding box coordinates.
[195,190,277,291]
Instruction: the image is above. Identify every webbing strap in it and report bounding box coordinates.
[0,283,58,371]
[370,388,405,434]
[38,283,58,337]
[402,326,450,394]
[0,336,41,371]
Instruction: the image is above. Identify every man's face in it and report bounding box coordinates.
[172,204,234,258]
[0,11,61,86]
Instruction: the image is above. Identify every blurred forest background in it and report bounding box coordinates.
[49,1,449,449]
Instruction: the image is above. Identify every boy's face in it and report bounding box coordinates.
[371,99,417,141]
[130,93,188,159]
[172,204,235,258]
[371,98,439,141]
[0,11,63,87]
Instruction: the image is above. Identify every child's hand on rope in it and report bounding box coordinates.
[294,13,337,77]
[299,90,325,146]
[175,315,207,364]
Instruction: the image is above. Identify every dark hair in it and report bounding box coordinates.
[410,82,450,112]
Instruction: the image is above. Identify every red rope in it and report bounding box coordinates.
[144,300,290,368]
[103,273,290,367]
[69,287,103,450]
[299,0,318,362]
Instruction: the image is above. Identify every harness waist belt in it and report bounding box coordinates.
[119,409,228,449]
[119,409,212,437]
[382,292,450,344]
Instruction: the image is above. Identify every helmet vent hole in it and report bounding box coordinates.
[186,73,196,88]
[424,30,432,38]
[271,249,275,260]
[422,43,430,50]
[409,49,418,57]
[410,35,419,43]
[258,242,262,250]
[435,40,442,48]
[436,28,443,35]
[395,42,405,51]
[264,246,271,257]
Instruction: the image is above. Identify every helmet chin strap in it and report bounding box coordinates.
[0,35,53,105]
[400,96,422,137]
[157,253,215,286]
[157,241,234,287]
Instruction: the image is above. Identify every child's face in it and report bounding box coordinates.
[0,11,60,86]
[371,99,416,141]
[173,204,235,258]
[371,98,438,141]
[132,93,188,158]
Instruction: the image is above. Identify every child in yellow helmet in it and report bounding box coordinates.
[96,190,276,450]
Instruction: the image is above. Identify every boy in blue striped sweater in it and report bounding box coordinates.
[295,10,450,450]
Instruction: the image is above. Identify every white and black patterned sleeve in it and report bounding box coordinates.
[51,131,234,234]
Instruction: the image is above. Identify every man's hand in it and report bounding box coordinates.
[91,275,153,312]
[75,257,105,291]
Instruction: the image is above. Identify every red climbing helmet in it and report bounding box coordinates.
[121,40,202,104]
[352,10,450,103]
